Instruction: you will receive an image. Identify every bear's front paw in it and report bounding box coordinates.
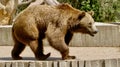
[62,55,76,60]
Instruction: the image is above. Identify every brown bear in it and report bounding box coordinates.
[11,3,98,60]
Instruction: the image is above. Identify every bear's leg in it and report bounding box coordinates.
[47,37,75,60]
[65,31,73,45]
[37,34,46,56]
[37,37,51,60]
[47,34,75,60]
[12,41,26,60]
[29,40,50,60]
[46,23,75,60]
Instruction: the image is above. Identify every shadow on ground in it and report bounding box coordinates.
[0,57,62,61]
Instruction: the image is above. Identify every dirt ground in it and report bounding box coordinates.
[0,46,120,61]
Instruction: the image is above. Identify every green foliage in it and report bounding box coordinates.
[17,4,29,13]
[17,0,120,22]
[58,0,120,22]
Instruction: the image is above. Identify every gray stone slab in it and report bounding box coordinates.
[35,61,43,67]
[0,62,5,67]
[105,59,118,67]
[78,61,84,67]
[29,62,35,67]
[11,62,18,67]
[1,59,120,67]
[59,61,68,67]
[71,61,78,67]
[18,62,29,67]
[85,60,104,67]
[5,62,12,67]
[53,61,58,67]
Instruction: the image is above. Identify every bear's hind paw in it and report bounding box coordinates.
[12,56,22,60]
[36,53,51,60]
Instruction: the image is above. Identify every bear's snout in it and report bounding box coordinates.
[93,30,98,34]
[88,27,98,36]
[89,30,98,37]
[91,23,98,35]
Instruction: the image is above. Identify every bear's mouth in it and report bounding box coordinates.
[89,33,95,37]
[88,31,98,37]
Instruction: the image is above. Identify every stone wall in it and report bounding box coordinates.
[0,22,120,47]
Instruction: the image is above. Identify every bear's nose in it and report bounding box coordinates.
[93,30,98,34]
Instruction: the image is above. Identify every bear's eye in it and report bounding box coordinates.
[89,23,92,25]
[88,22,92,28]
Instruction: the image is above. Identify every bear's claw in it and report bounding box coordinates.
[62,55,76,60]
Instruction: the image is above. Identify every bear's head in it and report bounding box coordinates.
[69,11,98,36]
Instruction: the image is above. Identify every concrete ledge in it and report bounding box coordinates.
[0,59,120,67]
[0,25,13,46]
[0,22,120,46]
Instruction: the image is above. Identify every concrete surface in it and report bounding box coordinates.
[0,22,120,47]
[0,46,120,67]
[0,46,120,61]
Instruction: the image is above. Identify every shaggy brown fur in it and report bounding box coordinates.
[12,3,98,60]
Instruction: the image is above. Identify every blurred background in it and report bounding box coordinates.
[0,0,120,25]
[58,0,120,22]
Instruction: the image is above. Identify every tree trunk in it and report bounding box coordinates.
[0,0,33,25]
[0,0,60,25]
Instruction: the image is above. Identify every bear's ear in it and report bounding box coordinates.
[57,3,72,10]
[78,11,85,20]
[87,11,94,16]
